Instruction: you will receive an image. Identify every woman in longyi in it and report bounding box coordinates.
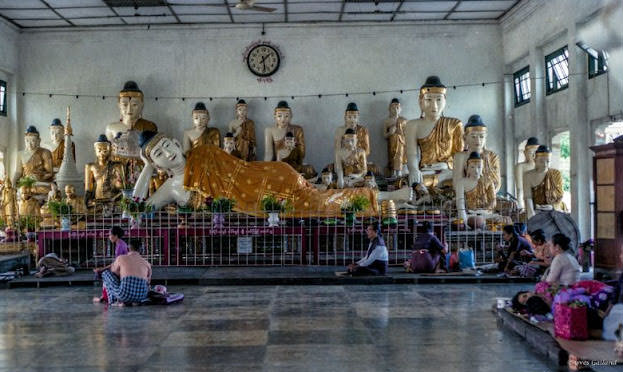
[133,131,411,217]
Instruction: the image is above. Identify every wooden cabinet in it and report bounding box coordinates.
[591,142,623,272]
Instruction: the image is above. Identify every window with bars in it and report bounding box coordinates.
[588,51,608,79]
[513,66,531,107]
[545,46,569,95]
[0,80,6,117]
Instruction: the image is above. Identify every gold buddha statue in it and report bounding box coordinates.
[406,76,464,187]
[383,98,408,178]
[84,135,124,207]
[183,102,220,155]
[40,182,62,228]
[452,115,500,192]
[264,101,316,178]
[223,132,243,159]
[1,176,18,228]
[49,118,76,172]
[514,137,539,210]
[524,145,567,218]
[65,184,87,215]
[15,126,54,187]
[227,99,256,161]
[455,152,498,228]
[18,185,41,218]
[335,128,367,188]
[334,102,370,157]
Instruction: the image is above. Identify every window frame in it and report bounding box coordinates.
[545,45,570,95]
[588,52,608,79]
[513,65,531,107]
[0,80,6,117]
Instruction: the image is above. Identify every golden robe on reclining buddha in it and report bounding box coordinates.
[132,132,414,218]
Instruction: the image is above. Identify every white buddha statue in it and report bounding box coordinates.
[182,102,220,155]
[523,145,567,219]
[105,81,157,145]
[223,132,242,159]
[514,137,539,210]
[335,128,367,189]
[405,76,464,187]
[334,102,370,158]
[49,118,75,172]
[314,168,337,191]
[455,152,497,228]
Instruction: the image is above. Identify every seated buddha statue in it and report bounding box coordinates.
[314,167,337,191]
[406,76,464,187]
[335,129,367,189]
[524,145,567,218]
[133,131,413,217]
[223,132,243,159]
[455,152,498,228]
[364,171,378,190]
[84,135,124,207]
[65,184,87,215]
[514,137,539,210]
[1,176,18,228]
[452,115,500,193]
[183,102,220,155]
[227,99,256,161]
[15,126,54,195]
[264,101,316,179]
[105,81,158,187]
[18,185,41,218]
[49,118,75,172]
[383,98,408,178]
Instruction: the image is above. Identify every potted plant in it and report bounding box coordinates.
[118,196,153,229]
[47,199,73,231]
[261,194,293,227]
[341,195,371,226]
[206,197,236,228]
[17,176,37,190]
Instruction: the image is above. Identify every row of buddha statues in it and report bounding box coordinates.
[1,77,568,229]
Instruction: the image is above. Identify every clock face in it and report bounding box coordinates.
[247,44,280,77]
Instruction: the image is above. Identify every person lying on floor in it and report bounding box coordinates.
[99,240,152,306]
[404,221,447,273]
[346,223,388,276]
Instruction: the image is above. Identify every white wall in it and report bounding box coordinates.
[16,22,505,184]
[502,0,623,239]
[0,19,20,177]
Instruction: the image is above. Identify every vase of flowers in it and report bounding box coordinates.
[119,196,152,229]
[341,195,371,226]
[206,197,236,228]
[261,194,293,227]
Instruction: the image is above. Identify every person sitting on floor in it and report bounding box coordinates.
[346,223,388,276]
[92,226,130,303]
[512,228,552,278]
[545,233,580,286]
[497,224,533,274]
[514,222,533,248]
[404,221,447,273]
[100,240,152,306]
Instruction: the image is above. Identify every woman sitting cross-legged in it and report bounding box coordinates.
[545,233,581,286]
[346,223,388,276]
[404,221,447,273]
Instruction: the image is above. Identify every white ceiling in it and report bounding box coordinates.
[0,0,521,29]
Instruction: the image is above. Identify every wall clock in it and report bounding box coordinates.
[246,43,281,77]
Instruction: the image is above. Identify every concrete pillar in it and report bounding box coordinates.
[504,69,515,194]
[529,46,548,145]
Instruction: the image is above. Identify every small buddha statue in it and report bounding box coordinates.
[524,145,567,218]
[335,128,368,189]
[334,102,370,157]
[149,168,169,196]
[183,102,220,155]
[1,176,18,228]
[65,184,87,215]
[455,152,497,228]
[315,167,337,191]
[49,118,75,172]
[85,135,124,207]
[227,99,256,161]
[406,76,464,187]
[223,132,243,159]
[264,101,316,178]
[383,98,408,177]
[40,182,62,228]
[18,185,41,218]
[364,171,378,189]
[15,126,54,191]
[514,137,539,210]
[277,132,310,176]
[452,115,500,192]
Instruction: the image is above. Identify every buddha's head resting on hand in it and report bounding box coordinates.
[344,102,359,129]
[140,131,185,171]
[49,118,64,145]
[465,152,483,179]
[389,98,401,117]
[524,137,539,163]
[534,145,551,171]
[192,102,210,131]
[274,101,292,129]
[235,99,248,120]
[118,81,144,123]
[24,126,41,151]
[419,76,447,121]
[464,115,487,152]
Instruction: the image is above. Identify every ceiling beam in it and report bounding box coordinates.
[0,13,22,28]
[224,0,234,23]
[338,0,346,22]
[389,0,404,22]
[164,0,180,23]
[443,0,461,20]
[283,0,288,22]
[103,2,128,25]
[39,0,74,26]
[497,0,522,20]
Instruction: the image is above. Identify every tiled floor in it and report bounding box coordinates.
[0,284,562,371]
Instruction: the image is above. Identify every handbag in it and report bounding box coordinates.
[554,303,588,340]
[458,249,475,270]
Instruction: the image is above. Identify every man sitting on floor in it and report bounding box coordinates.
[101,240,151,306]
[346,223,388,276]
[404,221,447,273]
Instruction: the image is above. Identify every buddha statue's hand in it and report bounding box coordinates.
[337,177,344,189]
[423,162,449,172]
[409,169,422,185]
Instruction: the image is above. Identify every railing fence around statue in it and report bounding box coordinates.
[6,198,518,269]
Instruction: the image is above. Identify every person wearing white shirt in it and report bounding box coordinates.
[545,233,580,286]
[346,223,389,276]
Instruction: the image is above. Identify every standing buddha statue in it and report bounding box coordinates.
[182,102,220,155]
[383,98,408,178]
[1,176,18,228]
[49,118,75,172]
[405,76,464,187]
[514,137,539,210]
[227,99,256,161]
